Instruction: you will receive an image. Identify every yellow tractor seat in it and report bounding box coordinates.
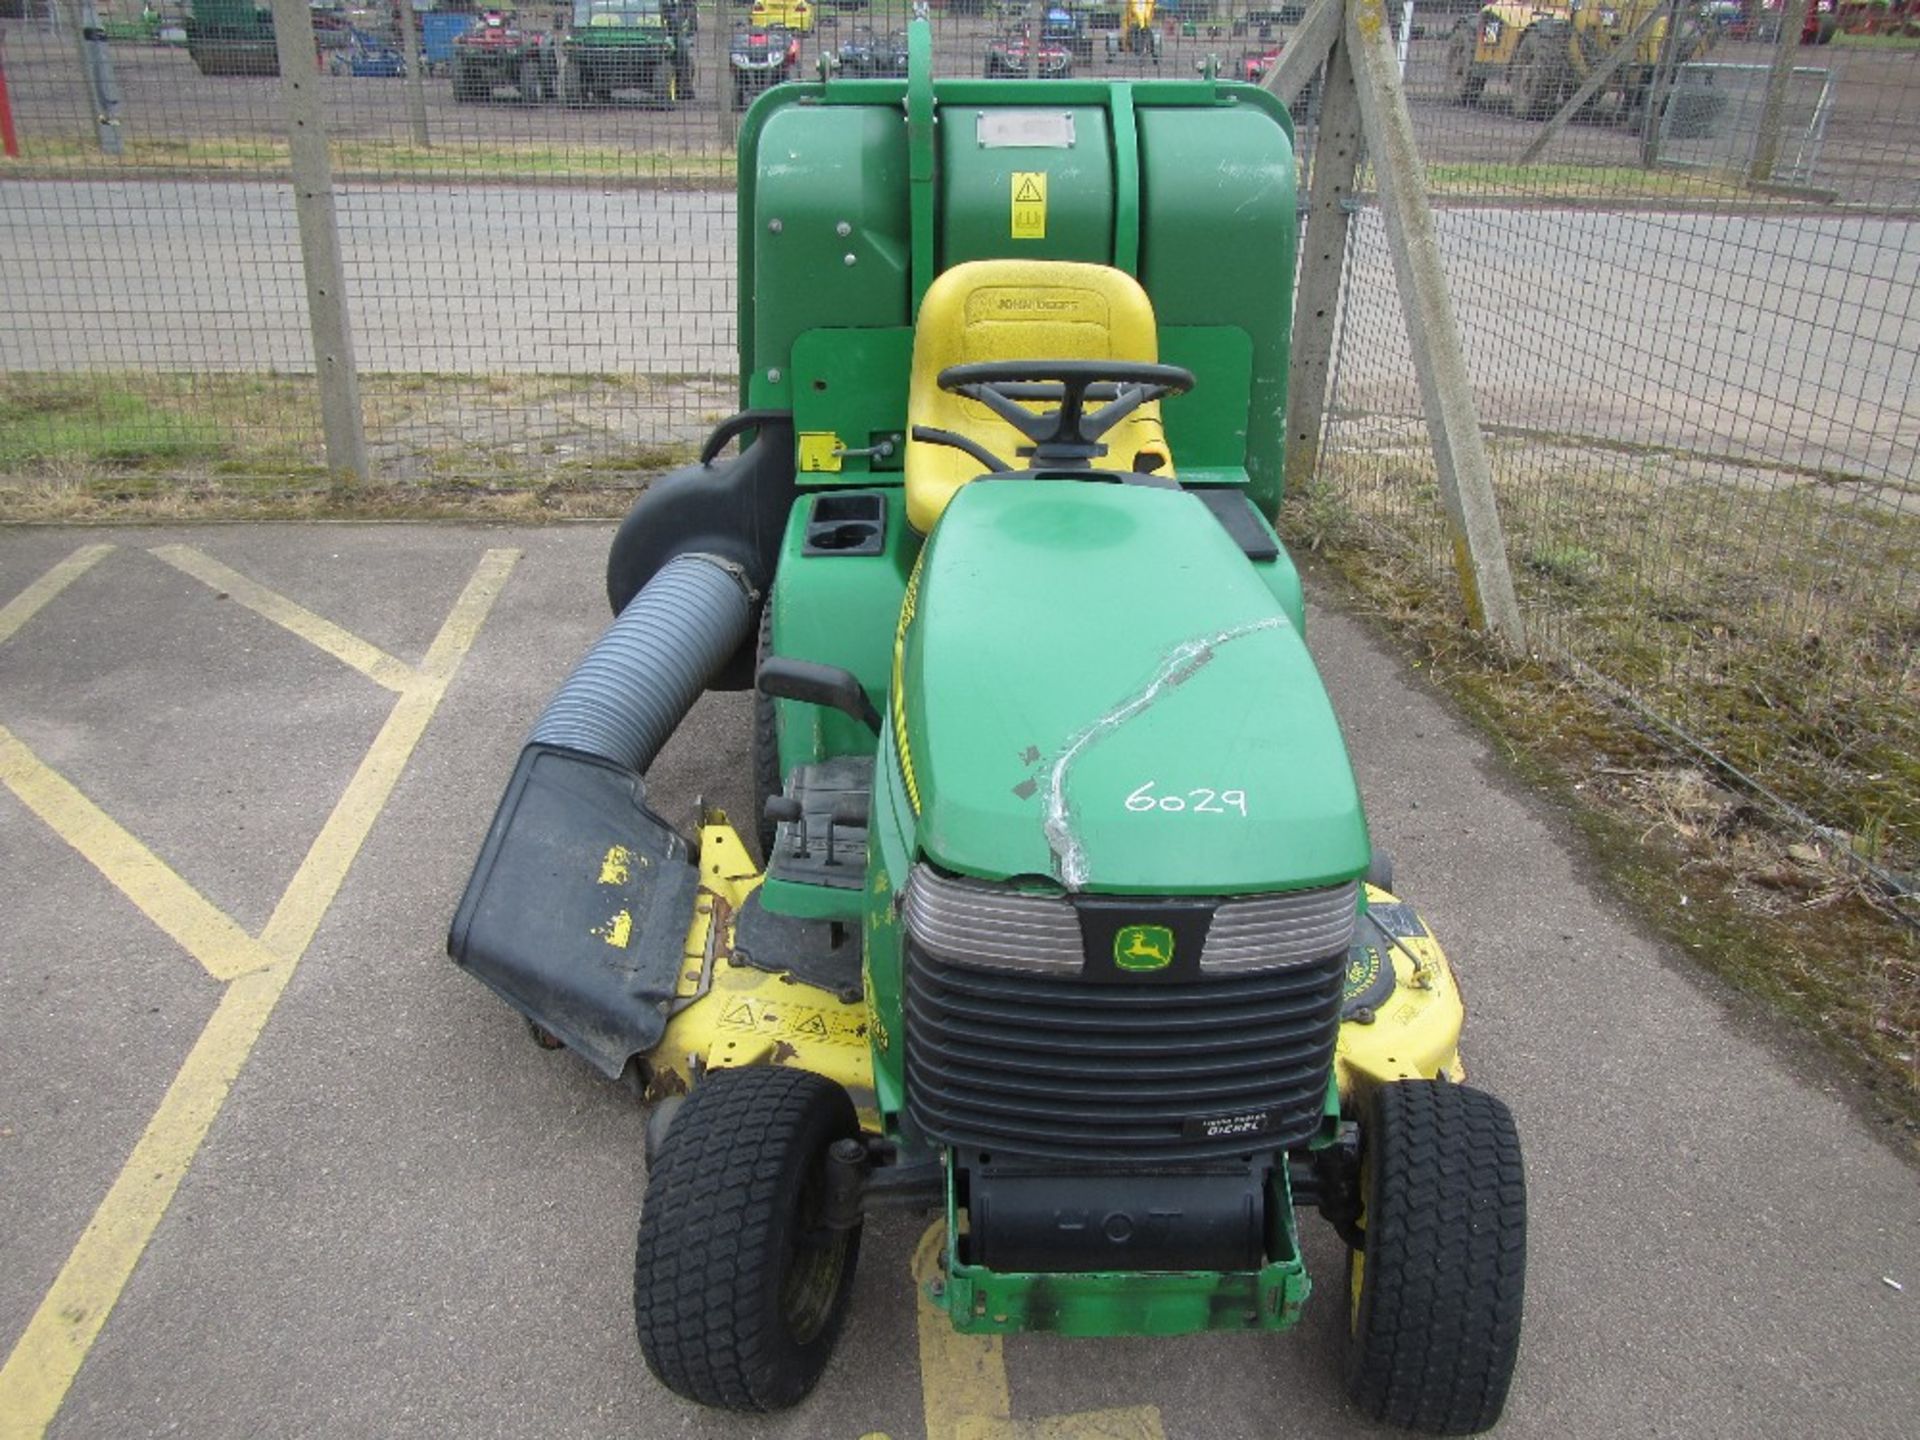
[904,260,1174,534]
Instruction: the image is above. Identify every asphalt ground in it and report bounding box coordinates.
[0,521,1914,1439]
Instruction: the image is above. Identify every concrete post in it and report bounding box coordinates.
[1284,36,1362,506]
[1345,0,1523,646]
[68,0,123,156]
[396,0,430,148]
[1263,0,1339,108]
[716,0,732,147]
[1749,0,1814,185]
[1637,0,1687,170]
[270,0,370,485]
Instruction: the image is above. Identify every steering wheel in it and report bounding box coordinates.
[912,359,1195,474]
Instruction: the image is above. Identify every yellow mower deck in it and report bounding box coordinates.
[644,817,878,1128]
[648,825,1463,1128]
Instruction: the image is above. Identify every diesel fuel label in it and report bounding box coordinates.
[1011,171,1047,239]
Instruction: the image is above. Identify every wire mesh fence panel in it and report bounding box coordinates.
[318,0,746,494]
[0,1,325,487]
[1313,2,1919,917]
[1657,61,1834,184]
[1,0,1322,498]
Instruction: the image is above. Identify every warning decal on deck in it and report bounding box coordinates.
[715,995,867,1048]
[1011,171,1047,240]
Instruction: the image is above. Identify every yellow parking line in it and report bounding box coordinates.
[0,726,278,984]
[259,548,517,961]
[149,544,416,694]
[0,963,293,1440]
[0,544,115,647]
[912,1223,1165,1440]
[913,1223,1013,1435]
[0,548,518,1440]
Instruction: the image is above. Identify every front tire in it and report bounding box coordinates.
[634,1067,863,1412]
[1345,1080,1526,1435]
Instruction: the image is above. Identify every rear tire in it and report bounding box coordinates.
[1345,1080,1526,1435]
[1510,33,1563,120]
[1446,23,1484,106]
[634,1067,863,1411]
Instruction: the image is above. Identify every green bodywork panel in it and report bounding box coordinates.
[768,489,916,768]
[756,873,863,922]
[863,729,915,1117]
[737,73,1298,514]
[940,105,1115,266]
[744,105,913,400]
[789,330,914,479]
[1136,105,1296,507]
[933,1160,1311,1336]
[897,480,1367,894]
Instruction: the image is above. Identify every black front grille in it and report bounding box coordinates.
[904,943,1345,1162]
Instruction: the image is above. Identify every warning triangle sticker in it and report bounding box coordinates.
[796,1013,829,1038]
[1014,175,1044,202]
[720,1000,755,1026]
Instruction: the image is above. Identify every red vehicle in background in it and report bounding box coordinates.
[730,24,801,111]
[452,10,560,103]
[1721,0,1839,43]
[984,25,1072,77]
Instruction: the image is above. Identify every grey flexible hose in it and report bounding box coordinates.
[529,552,753,774]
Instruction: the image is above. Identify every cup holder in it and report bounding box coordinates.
[803,493,887,557]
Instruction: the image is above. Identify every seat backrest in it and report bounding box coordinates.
[905,260,1173,533]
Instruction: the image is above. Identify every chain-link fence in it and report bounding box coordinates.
[0,0,1291,491]
[1308,2,1918,917]
[2,0,1915,905]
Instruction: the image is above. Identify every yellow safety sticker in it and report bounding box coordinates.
[716,995,868,1048]
[1011,170,1047,240]
[797,430,844,473]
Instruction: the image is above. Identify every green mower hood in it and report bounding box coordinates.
[897,480,1369,895]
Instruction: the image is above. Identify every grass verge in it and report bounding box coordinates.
[2,138,737,185]
[1832,30,1920,50]
[0,370,718,520]
[2,144,1809,205]
[1420,163,1756,204]
[1283,443,1919,1149]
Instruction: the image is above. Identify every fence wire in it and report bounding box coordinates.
[1,1,1915,903]
[1314,1,1918,911]
[0,0,1295,490]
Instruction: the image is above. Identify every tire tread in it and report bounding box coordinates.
[633,1066,859,1411]
[1346,1080,1526,1435]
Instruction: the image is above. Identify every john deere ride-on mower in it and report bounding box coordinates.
[451,20,1525,1434]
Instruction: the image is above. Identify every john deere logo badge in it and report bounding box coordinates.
[1114,924,1175,972]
